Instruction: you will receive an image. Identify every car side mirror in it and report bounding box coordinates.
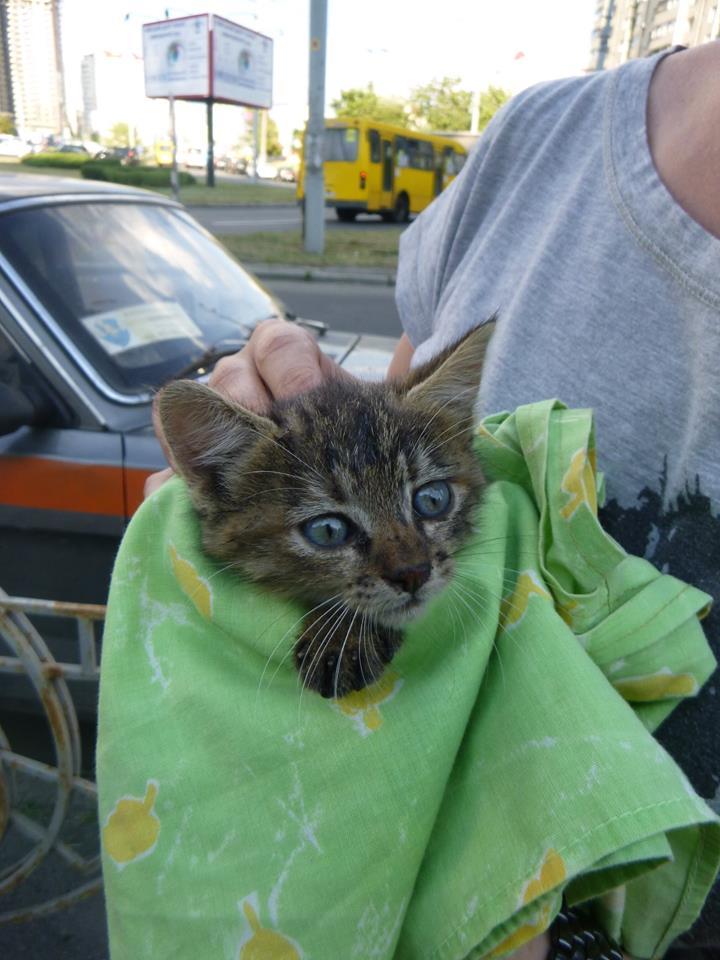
[0,383,49,435]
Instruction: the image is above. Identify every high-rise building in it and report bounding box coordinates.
[590,0,720,71]
[0,1,13,124]
[1,0,66,136]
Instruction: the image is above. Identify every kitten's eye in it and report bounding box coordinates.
[413,481,452,518]
[302,515,352,548]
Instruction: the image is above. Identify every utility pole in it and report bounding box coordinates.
[252,109,259,181]
[304,0,327,254]
[206,99,215,187]
[169,94,180,201]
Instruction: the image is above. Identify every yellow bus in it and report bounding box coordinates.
[297,118,468,223]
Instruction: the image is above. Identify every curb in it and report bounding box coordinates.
[246,263,396,286]
[184,202,297,211]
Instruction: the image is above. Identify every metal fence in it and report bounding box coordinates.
[0,589,104,922]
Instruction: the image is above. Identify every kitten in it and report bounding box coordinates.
[156,322,494,698]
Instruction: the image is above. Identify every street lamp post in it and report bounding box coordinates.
[304,0,327,254]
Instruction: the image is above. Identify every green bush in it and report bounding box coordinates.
[81,162,196,188]
[22,151,90,169]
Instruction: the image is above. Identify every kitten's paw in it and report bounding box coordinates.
[294,616,402,699]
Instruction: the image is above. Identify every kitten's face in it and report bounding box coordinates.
[157,323,494,694]
[189,378,484,628]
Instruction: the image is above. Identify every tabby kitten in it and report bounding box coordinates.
[157,322,494,699]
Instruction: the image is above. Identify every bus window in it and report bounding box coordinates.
[451,149,466,174]
[396,137,434,171]
[323,128,359,162]
[395,136,410,168]
[368,129,381,163]
[415,140,434,171]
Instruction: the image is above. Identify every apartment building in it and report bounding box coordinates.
[0,0,65,136]
[590,0,720,70]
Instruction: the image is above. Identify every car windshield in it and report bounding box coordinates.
[0,201,280,393]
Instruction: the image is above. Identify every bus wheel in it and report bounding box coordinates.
[393,193,410,223]
[336,208,358,222]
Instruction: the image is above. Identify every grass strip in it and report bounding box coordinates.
[0,162,295,205]
[219,229,402,269]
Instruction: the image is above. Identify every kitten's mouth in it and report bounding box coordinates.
[376,594,429,627]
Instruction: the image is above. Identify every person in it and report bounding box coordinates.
[146,40,720,959]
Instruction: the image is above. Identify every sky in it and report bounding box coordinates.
[60,0,598,150]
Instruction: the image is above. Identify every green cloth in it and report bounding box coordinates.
[97,400,719,960]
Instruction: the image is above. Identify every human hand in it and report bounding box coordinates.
[143,318,348,498]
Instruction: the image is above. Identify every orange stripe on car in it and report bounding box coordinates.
[0,456,152,518]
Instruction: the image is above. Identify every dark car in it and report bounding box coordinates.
[94,146,141,166]
[0,176,394,655]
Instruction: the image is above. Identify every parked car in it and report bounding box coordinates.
[94,145,141,166]
[0,135,31,159]
[179,147,206,169]
[0,174,394,711]
[57,143,90,155]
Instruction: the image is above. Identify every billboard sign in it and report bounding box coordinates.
[143,14,210,99]
[212,16,273,108]
[142,14,273,108]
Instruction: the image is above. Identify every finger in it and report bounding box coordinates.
[251,319,333,401]
[208,350,273,413]
[144,466,174,499]
[387,333,414,381]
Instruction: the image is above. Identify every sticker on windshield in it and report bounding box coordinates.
[81,302,202,356]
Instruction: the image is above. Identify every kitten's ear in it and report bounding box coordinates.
[155,380,277,487]
[403,320,495,415]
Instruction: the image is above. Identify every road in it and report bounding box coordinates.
[187,203,396,235]
[267,278,402,338]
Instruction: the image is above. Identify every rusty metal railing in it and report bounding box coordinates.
[0,589,105,922]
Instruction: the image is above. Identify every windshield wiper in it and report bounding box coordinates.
[169,337,248,382]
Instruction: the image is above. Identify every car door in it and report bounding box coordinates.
[0,324,125,607]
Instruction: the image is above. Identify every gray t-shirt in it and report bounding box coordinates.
[396,49,720,949]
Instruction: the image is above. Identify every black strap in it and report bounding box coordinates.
[549,903,624,960]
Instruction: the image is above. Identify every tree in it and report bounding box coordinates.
[331,84,407,126]
[107,122,130,147]
[475,85,511,132]
[0,114,17,136]
[409,77,472,131]
[266,114,283,158]
[408,77,511,132]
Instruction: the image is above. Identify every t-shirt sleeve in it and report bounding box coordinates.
[395,97,519,352]
[395,82,557,364]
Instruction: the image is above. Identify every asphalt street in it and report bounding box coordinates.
[267,278,402,338]
[187,202,395,235]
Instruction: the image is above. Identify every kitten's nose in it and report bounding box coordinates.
[384,563,431,595]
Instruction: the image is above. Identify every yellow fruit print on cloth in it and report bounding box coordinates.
[334,670,402,736]
[520,849,567,905]
[499,572,552,631]
[487,850,567,958]
[238,899,302,960]
[612,667,698,701]
[556,598,579,628]
[560,447,597,520]
[103,780,160,869]
[169,543,213,619]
